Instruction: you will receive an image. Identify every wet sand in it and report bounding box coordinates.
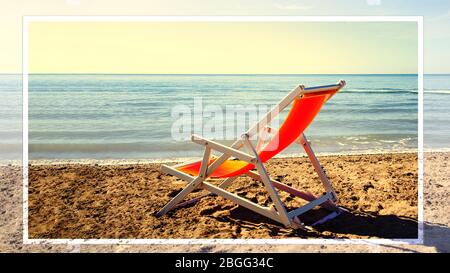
[27,152,418,239]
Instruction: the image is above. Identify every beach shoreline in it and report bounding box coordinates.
[17,148,428,166]
[2,148,448,167]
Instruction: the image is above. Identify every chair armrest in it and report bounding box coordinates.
[191,134,256,163]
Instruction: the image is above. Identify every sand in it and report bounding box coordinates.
[3,152,450,252]
[27,152,418,239]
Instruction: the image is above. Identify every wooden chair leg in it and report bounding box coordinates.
[156,147,211,217]
[242,134,292,227]
[298,133,338,202]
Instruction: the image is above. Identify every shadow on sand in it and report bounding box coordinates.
[224,205,419,239]
[376,222,450,253]
[225,205,450,252]
[312,208,419,239]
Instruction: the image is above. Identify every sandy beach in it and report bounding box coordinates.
[27,152,418,239]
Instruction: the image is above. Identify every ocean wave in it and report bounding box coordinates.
[424,90,450,94]
[29,142,199,153]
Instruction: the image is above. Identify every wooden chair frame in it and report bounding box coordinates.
[156,80,346,228]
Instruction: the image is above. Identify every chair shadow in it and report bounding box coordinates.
[223,205,419,239]
[223,205,450,252]
[310,207,418,239]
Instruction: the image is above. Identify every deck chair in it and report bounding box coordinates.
[156,80,347,229]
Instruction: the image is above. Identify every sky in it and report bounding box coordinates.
[1,0,449,73]
[28,21,417,74]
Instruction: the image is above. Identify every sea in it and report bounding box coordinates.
[0,74,449,161]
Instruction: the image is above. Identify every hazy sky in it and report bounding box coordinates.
[28,21,418,74]
[1,0,449,73]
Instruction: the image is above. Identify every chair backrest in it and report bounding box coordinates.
[177,81,345,178]
[258,85,342,162]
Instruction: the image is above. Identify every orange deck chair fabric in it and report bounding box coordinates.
[177,86,339,178]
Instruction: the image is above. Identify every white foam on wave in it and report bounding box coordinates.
[424,90,450,94]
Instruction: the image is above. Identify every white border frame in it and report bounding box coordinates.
[22,15,424,246]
